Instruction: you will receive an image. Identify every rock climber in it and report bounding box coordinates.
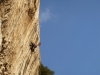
[30,42,41,52]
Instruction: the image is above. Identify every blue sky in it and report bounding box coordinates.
[40,0,100,75]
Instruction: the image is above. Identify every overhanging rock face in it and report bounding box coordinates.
[0,0,40,75]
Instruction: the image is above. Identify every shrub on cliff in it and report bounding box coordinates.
[39,63,54,75]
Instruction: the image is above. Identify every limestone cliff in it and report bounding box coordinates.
[0,0,40,75]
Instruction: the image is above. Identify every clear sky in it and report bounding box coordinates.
[40,0,100,75]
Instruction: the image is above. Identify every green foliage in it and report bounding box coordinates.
[39,63,55,75]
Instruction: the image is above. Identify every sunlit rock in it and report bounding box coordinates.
[0,0,40,75]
